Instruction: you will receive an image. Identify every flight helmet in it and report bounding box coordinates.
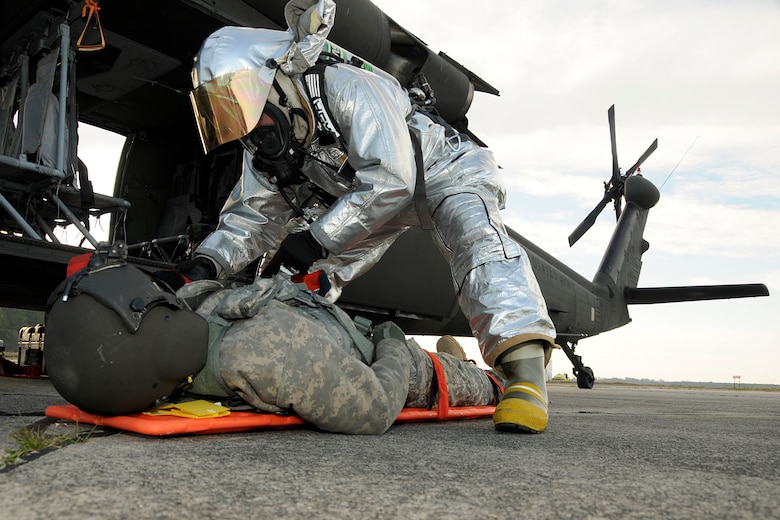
[45,248,208,416]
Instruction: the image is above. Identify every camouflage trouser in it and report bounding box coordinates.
[402,338,499,409]
[186,286,497,434]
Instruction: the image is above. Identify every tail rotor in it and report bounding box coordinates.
[568,105,658,246]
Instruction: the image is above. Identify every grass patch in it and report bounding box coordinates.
[2,422,95,467]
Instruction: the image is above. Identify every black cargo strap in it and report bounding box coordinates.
[409,130,434,230]
[303,63,346,149]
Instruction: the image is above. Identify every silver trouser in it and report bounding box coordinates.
[432,193,557,366]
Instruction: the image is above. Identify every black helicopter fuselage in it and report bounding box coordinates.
[0,0,768,386]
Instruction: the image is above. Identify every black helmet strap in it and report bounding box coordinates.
[50,258,185,334]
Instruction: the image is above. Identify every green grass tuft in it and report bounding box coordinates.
[2,423,95,467]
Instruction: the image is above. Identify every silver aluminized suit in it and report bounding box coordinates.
[180,278,498,435]
[191,18,556,367]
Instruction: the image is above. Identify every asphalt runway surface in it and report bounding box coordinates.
[1,377,778,519]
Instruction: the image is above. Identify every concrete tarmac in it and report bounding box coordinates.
[1,377,779,519]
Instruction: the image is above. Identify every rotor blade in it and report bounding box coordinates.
[608,105,619,183]
[614,196,622,221]
[624,138,658,177]
[568,195,610,246]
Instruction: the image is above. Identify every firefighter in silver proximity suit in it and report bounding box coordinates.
[183,0,556,433]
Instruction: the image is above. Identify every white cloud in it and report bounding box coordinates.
[374,0,780,383]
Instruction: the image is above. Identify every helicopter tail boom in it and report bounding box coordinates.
[591,175,659,299]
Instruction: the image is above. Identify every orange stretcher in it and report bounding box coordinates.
[44,351,500,436]
[44,403,496,436]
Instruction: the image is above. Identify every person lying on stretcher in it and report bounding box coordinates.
[44,247,503,434]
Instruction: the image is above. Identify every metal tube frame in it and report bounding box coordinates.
[0,23,127,248]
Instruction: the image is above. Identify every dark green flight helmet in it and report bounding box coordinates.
[45,245,208,416]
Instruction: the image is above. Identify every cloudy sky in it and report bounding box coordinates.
[75,0,780,384]
[370,0,780,384]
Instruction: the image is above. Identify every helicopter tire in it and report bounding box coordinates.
[576,367,595,389]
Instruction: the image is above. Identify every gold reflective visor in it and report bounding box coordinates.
[189,69,274,153]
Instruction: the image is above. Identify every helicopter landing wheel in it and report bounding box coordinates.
[560,341,596,389]
[575,366,595,389]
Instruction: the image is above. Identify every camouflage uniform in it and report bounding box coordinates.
[180,278,497,434]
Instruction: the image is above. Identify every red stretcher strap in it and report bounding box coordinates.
[423,349,449,420]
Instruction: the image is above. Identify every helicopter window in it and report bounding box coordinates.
[53,124,125,246]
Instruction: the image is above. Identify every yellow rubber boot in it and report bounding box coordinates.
[493,341,548,434]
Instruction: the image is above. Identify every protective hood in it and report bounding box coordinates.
[189,0,335,153]
[280,0,337,74]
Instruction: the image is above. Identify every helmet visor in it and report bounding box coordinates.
[189,68,275,153]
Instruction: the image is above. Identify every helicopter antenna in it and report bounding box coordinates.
[568,105,658,247]
[659,135,698,190]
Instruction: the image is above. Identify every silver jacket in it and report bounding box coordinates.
[196,63,556,365]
